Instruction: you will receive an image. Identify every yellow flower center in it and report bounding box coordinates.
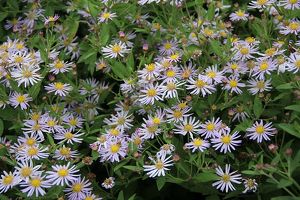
[146,63,155,72]
[15,56,23,63]
[72,183,82,192]
[164,42,172,50]
[236,10,245,17]
[229,80,238,88]
[47,120,56,127]
[3,175,13,185]
[245,37,255,44]
[173,110,183,119]
[117,117,125,125]
[166,82,176,90]
[30,179,41,187]
[65,132,74,139]
[182,69,191,79]
[231,63,238,70]
[112,45,121,53]
[22,69,32,78]
[289,22,300,30]
[203,28,213,36]
[134,137,142,145]
[184,124,193,132]
[240,47,249,55]
[147,125,158,133]
[256,81,265,89]
[152,117,161,124]
[54,82,64,90]
[55,60,64,69]
[60,147,71,156]
[58,168,69,177]
[85,196,94,200]
[196,79,206,88]
[102,12,111,19]
[170,53,179,60]
[26,137,36,146]
[257,0,267,5]
[155,160,164,169]
[295,60,300,68]
[110,128,120,136]
[166,69,175,77]
[69,118,78,126]
[16,43,24,50]
[289,0,298,4]
[221,135,231,144]
[265,48,276,56]
[110,144,120,153]
[256,125,265,134]
[33,123,40,131]
[207,71,216,78]
[16,95,26,103]
[222,174,231,182]
[206,123,215,131]
[178,102,187,109]
[28,147,38,156]
[259,62,269,71]
[21,167,32,177]
[193,138,203,147]
[147,88,157,97]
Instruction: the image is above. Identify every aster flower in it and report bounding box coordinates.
[49,59,73,74]
[199,117,222,139]
[99,138,127,162]
[64,177,92,200]
[44,82,73,96]
[18,145,49,161]
[143,153,174,178]
[253,59,277,79]
[53,145,79,160]
[203,65,224,84]
[20,173,51,197]
[229,10,249,21]
[246,120,276,143]
[185,137,210,153]
[9,92,32,110]
[232,44,258,61]
[279,0,300,10]
[101,177,115,189]
[247,78,272,95]
[44,14,59,25]
[223,76,245,94]
[46,162,80,186]
[279,19,300,35]
[211,131,242,154]
[212,164,242,193]
[54,129,84,144]
[139,83,163,105]
[10,65,41,87]
[243,178,258,193]
[102,42,130,58]
[0,171,20,193]
[248,0,275,10]
[159,39,179,55]
[14,160,42,181]
[98,10,117,23]
[287,52,300,73]
[174,116,201,137]
[186,74,216,97]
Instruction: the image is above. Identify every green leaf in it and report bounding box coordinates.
[253,96,263,118]
[156,177,166,191]
[100,23,110,45]
[46,133,55,146]
[210,40,224,58]
[117,191,124,200]
[0,107,18,121]
[122,165,143,172]
[277,123,300,138]
[241,170,261,175]
[110,60,130,79]
[206,3,215,20]
[277,179,293,189]
[0,12,8,22]
[128,194,136,200]
[28,82,41,100]
[276,83,293,90]
[285,105,300,112]
[193,172,219,182]
[271,197,300,200]
[0,119,3,136]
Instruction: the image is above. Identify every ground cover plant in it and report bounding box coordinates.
[0,0,300,199]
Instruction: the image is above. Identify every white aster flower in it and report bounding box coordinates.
[211,131,242,154]
[101,177,115,189]
[212,164,242,193]
[0,171,20,193]
[9,92,32,110]
[143,153,174,178]
[246,120,276,143]
[46,162,80,186]
[185,137,210,153]
[20,174,51,197]
[102,42,130,58]
[10,65,41,87]
[44,82,73,97]
[64,177,92,200]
